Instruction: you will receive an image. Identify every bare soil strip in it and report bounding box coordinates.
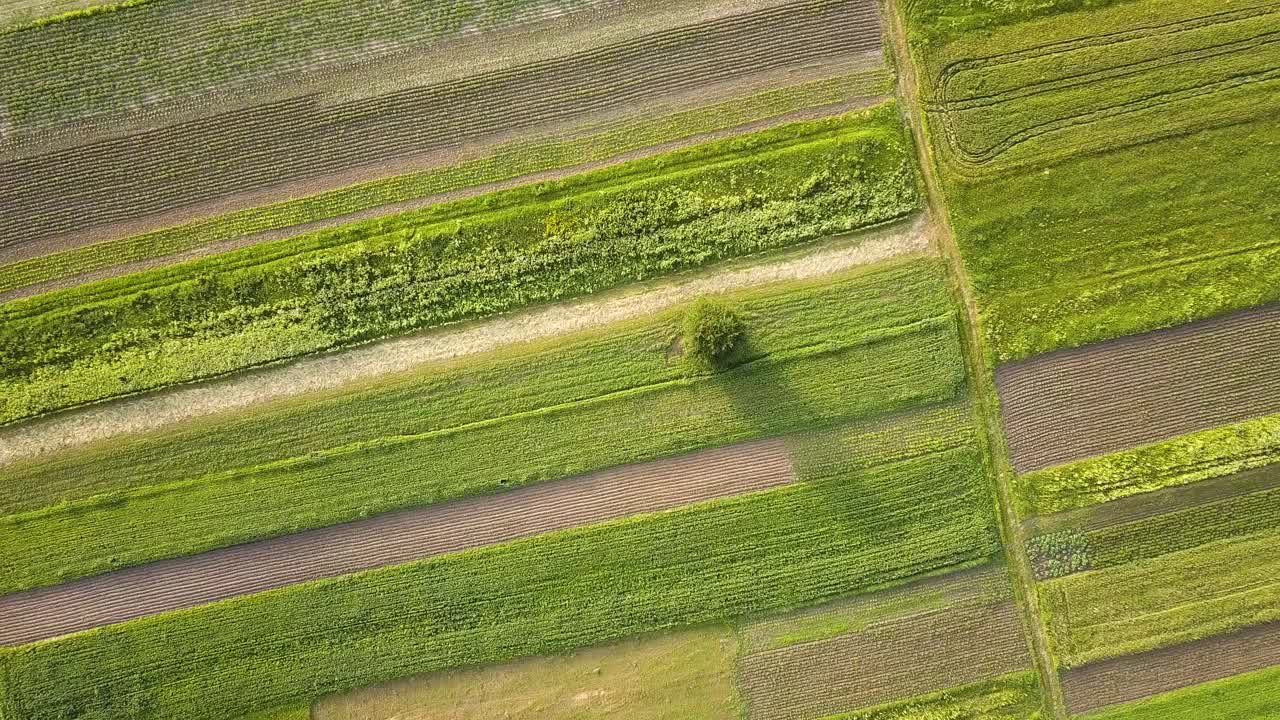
[1028,461,1280,536]
[0,437,794,646]
[0,217,931,467]
[0,92,884,302]
[997,304,1280,473]
[1061,621,1280,714]
[0,0,880,248]
[738,599,1030,720]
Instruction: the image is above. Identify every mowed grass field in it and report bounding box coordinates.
[901,0,1280,361]
[0,105,919,425]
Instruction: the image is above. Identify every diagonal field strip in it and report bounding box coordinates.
[1060,621,1280,714]
[997,303,1280,473]
[0,437,794,646]
[0,217,931,467]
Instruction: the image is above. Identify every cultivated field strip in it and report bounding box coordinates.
[1061,622,1280,714]
[0,0,882,247]
[737,599,1030,719]
[925,2,1280,172]
[0,437,794,646]
[997,303,1280,473]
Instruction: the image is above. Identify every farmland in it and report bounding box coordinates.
[5,0,1279,716]
[0,105,920,425]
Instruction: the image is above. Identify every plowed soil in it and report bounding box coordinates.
[0,437,794,646]
[997,303,1280,473]
[737,600,1031,719]
[1061,622,1280,714]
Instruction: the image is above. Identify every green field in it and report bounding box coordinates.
[0,106,919,425]
[1014,412,1280,516]
[902,0,1280,361]
[1080,664,1280,720]
[0,257,964,593]
[0,443,1000,720]
[1040,526,1280,668]
[0,68,892,296]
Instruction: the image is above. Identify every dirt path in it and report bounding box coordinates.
[881,3,1069,717]
[0,437,794,646]
[0,217,930,467]
[1061,622,1280,714]
[998,303,1280,473]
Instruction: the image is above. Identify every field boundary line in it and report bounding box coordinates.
[882,1,1067,717]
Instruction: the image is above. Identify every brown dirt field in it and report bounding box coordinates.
[0,437,794,647]
[737,600,1031,719]
[997,304,1280,473]
[0,0,882,252]
[1061,621,1280,714]
[1027,461,1280,536]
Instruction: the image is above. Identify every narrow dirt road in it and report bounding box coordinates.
[881,3,1069,717]
[0,217,930,467]
[0,437,795,646]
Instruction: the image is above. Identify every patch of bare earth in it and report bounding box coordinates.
[1061,622,1280,714]
[736,599,1031,719]
[0,437,794,646]
[0,216,932,467]
[997,304,1280,473]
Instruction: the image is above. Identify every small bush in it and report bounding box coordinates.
[682,297,746,370]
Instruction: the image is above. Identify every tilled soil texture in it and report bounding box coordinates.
[737,600,1031,719]
[1061,621,1280,714]
[0,0,882,250]
[997,303,1280,473]
[0,437,794,646]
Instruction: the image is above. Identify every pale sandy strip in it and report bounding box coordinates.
[0,215,933,466]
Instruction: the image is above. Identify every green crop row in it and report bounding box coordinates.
[0,69,891,296]
[0,0,599,127]
[901,0,1280,361]
[1080,664,1280,720]
[901,0,1139,49]
[0,258,963,593]
[0,106,919,425]
[1039,526,1280,668]
[821,671,1044,720]
[1014,412,1280,516]
[0,445,1000,720]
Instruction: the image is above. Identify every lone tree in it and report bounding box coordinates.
[682,296,745,371]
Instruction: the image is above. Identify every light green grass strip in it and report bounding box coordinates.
[1040,526,1280,668]
[820,671,1044,720]
[0,446,1000,720]
[1080,664,1280,720]
[1015,412,1280,516]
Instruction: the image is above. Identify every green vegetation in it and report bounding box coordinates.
[313,627,742,720]
[1014,412,1280,516]
[0,445,1000,720]
[901,0,1139,48]
[821,671,1044,720]
[0,68,892,295]
[239,706,311,720]
[0,258,962,593]
[0,106,919,425]
[1080,664,1280,720]
[681,297,746,370]
[0,0,598,126]
[1040,527,1280,667]
[902,0,1280,360]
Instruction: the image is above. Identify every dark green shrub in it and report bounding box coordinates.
[682,297,746,370]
